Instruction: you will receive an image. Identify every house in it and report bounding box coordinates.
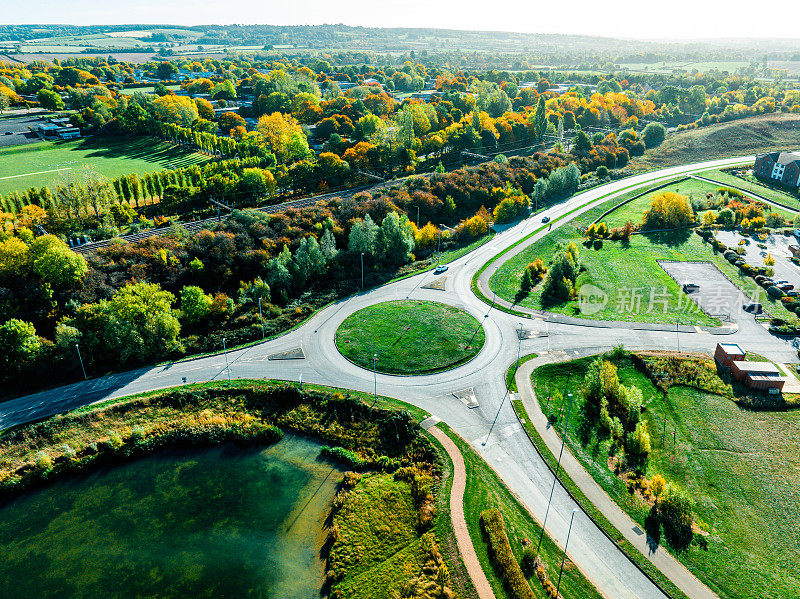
[730,360,786,392]
[714,342,745,368]
[753,152,800,188]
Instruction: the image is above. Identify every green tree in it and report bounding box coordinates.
[37,88,64,111]
[377,211,415,265]
[292,236,327,288]
[28,235,87,288]
[348,214,379,256]
[179,285,213,325]
[0,318,40,366]
[642,122,666,148]
[156,61,179,80]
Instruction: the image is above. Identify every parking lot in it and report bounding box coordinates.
[0,113,47,147]
[716,231,800,294]
[659,260,766,333]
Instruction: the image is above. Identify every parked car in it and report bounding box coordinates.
[794,229,800,240]
[682,283,700,293]
[786,290,800,297]
[541,216,550,223]
[433,265,449,275]
[777,283,794,291]
[743,303,763,314]
[3,131,11,135]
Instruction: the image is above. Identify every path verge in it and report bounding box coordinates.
[513,354,717,599]
[427,424,497,599]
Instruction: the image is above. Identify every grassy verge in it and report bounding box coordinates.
[531,353,800,599]
[506,354,539,392]
[335,300,486,375]
[698,169,800,211]
[437,423,602,599]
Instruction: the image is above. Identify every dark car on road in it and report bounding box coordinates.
[541,216,550,223]
[743,303,763,314]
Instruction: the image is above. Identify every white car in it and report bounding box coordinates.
[434,265,449,275]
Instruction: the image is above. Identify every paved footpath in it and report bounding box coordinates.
[428,424,497,599]
[515,355,718,599]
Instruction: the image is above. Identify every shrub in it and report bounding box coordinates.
[321,445,367,469]
[768,286,785,299]
[480,508,535,599]
[35,451,53,472]
[642,122,666,148]
[520,544,538,577]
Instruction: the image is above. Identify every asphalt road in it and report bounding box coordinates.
[3,155,792,599]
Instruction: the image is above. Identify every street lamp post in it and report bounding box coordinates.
[222,337,231,383]
[537,391,573,552]
[258,297,265,339]
[372,353,378,406]
[436,229,442,265]
[483,323,523,446]
[556,509,579,596]
[414,205,420,228]
[360,252,364,289]
[675,316,680,352]
[74,343,87,380]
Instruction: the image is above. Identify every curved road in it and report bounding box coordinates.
[3,156,794,598]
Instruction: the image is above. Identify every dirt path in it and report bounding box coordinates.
[427,425,497,599]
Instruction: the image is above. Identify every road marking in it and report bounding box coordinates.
[0,167,72,180]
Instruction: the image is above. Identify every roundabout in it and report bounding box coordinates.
[2,155,790,599]
[334,300,486,375]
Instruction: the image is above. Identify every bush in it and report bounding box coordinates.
[321,445,367,469]
[480,508,535,599]
[642,123,666,148]
[520,544,538,577]
[768,286,785,299]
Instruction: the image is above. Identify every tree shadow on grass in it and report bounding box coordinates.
[640,228,692,248]
[644,506,662,554]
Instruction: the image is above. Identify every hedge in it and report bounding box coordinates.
[479,508,535,599]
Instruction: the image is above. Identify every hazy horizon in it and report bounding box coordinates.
[4,0,799,42]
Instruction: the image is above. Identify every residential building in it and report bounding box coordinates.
[753,152,800,188]
[714,342,745,368]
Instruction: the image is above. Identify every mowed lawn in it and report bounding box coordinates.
[534,358,800,599]
[0,137,210,195]
[335,300,485,375]
[491,226,721,326]
[699,168,800,211]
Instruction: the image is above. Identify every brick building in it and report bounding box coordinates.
[753,152,800,188]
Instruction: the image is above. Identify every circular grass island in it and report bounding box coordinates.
[335,300,486,375]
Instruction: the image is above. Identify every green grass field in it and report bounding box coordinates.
[335,300,485,375]
[0,137,210,195]
[442,425,602,599]
[489,175,799,325]
[532,355,800,599]
[601,179,719,229]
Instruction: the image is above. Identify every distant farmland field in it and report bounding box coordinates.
[0,137,210,195]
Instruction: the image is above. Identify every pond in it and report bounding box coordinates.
[0,434,342,598]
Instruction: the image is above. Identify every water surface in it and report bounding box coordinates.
[0,435,341,599]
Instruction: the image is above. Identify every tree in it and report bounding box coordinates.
[73,282,180,365]
[264,245,293,299]
[257,112,310,162]
[643,192,694,230]
[28,235,87,288]
[238,277,271,306]
[0,318,40,366]
[320,228,339,262]
[37,88,64,111]
[377,211,415,265]
[179,285,212,325]
[218,111,245,132]
[211,79,237,100]
[348,214,379,256]
[642,122,666,148]
[530,96,547,144]
[650,474,666,503]
[156,61,179,80]
[292,236,327,288]
[626,421,651,466]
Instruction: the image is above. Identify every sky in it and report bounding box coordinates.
[6,0,799,41]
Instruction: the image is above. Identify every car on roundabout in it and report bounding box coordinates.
[433,264,448,275]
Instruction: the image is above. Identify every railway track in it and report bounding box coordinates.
[71,182,384,254]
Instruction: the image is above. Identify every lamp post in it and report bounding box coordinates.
[414,205,420,228]
[675,316,680,352]
[537,391,573,552]
[372,354,378,406]
[360,252,364,289]
[436,229,442,265]
[75,343,87,380]
[222,337,231,383]
[483,323,523,446]
[258,297,265,339]
[556,509,579,596]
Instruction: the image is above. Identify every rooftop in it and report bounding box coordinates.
[777,152,800,166]
[718,343,745,355]
[732,361,783,375]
